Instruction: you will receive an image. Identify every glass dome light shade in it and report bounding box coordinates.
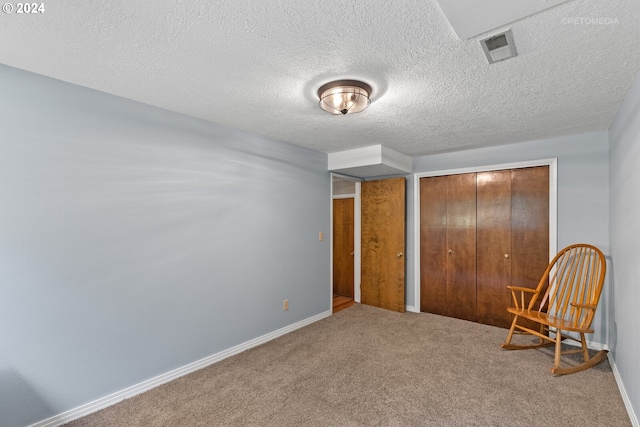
[317,80,372,115]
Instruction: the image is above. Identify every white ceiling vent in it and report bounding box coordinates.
[480,29,517,64]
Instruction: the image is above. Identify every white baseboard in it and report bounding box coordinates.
[509,330,639,424]
[587,340,610,352]
[30,310,332,427]
[405,304,420,313]
[548,330,610,352]
[608,353,640,427]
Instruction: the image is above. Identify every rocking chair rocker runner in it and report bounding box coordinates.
[501,243,607,375]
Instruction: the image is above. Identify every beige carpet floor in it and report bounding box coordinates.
[65,304,631,426]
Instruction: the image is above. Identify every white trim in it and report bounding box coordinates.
[548,159,558,261]
[331,174,361,305]
[413,172,422,313]
[29,310,332,427]
[354,182,362,303]
[330,176,335,311]
[413,158,557,178]
[584,340,609,352]
[609,353,640,427]
[549,330,609,352]
[413,158,558,314]
[405,305,420,313]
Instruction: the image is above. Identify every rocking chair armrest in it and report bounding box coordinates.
[506,286,537,293]
[570,302,597,310]
[506,286,540,310]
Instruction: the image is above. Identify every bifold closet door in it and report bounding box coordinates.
[420,173,477,321]
[421,166,549,328]
[476,170,512,327]
[420,175,448,317]
[510,166,549,311]
[476,166,549,328]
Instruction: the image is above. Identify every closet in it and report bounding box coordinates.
[419,166,549,328]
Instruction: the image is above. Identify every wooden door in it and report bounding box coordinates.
[361,177,406,313]
[333,198,354,298]
[476,170,512,327]
[421,166,549,328]
[510,166,549,304]
[445,173,477,321]
[420,176,448,316]
[477,166,549,328]
[420,173,477,321]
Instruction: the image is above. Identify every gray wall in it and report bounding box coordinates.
[407,131,610,346]
[609,72,640,422]
[0,65,330,426]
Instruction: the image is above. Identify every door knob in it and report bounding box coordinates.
[448,249,453,255]
[397,252,403,258]
[504,254,510,259]
[350,252,354,256]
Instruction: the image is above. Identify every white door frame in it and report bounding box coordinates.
[330,174,362,308]
[412,158,558,313]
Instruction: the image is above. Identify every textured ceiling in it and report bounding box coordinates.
[1,0,639,157]
[436,0,571,39]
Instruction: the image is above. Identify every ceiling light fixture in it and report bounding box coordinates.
[317,80,372,115]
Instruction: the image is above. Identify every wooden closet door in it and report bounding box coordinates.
[445,173,477,321]
[421,166,549,328]
[476,166,549,328]
[476,170,512,327]
[420,173,476,321]
[420,176,448,316]
[511,166,549,297]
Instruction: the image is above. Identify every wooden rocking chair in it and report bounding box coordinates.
[501,243,607,375]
